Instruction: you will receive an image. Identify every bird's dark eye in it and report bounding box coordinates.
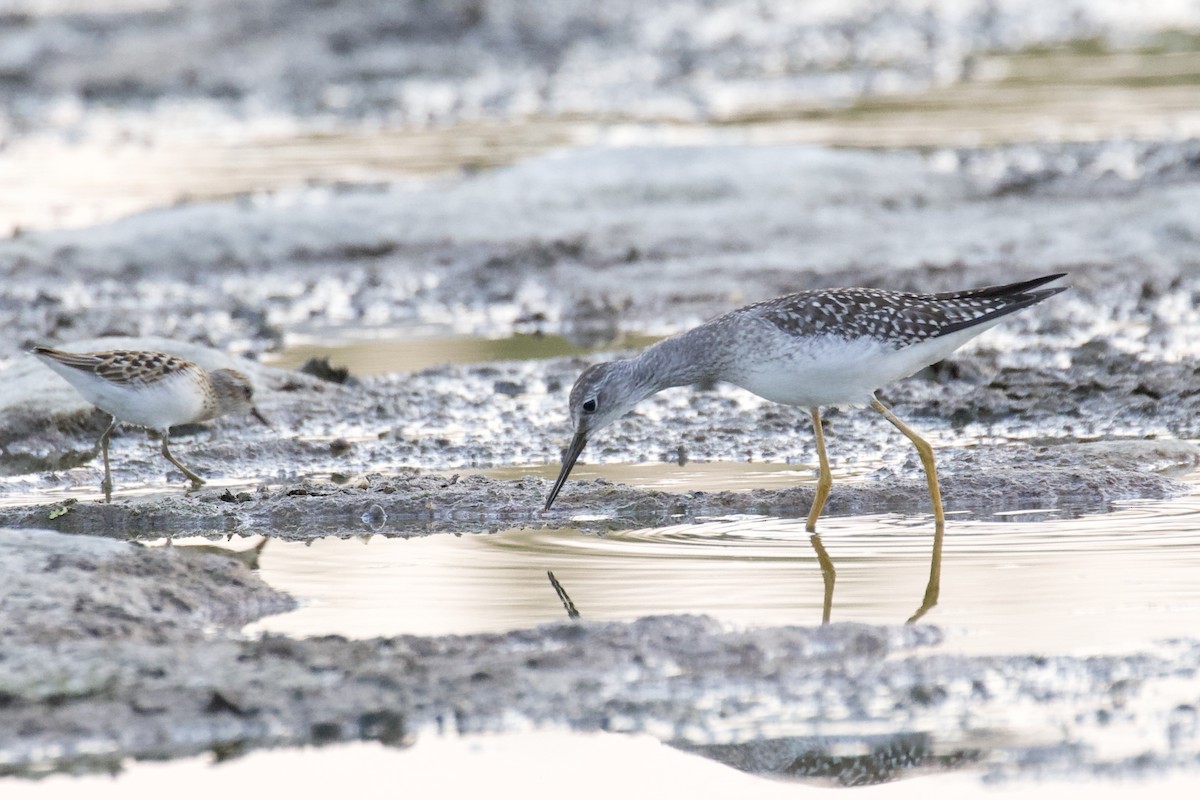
[582,398,598,414]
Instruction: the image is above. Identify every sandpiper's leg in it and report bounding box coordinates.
[869,395,943,622]
[806,407,833,534]
[160,431,206,491]
[869,396,945,533]
[97,415,118,503]
[809,534,836,625]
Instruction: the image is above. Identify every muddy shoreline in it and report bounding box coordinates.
[3,439,1195,540]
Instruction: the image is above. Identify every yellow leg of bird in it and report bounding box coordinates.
[160,432,206,491]
[806,407,833,534]
[97,415,118,503]
[808,534,836,625]
[870,396,944,623]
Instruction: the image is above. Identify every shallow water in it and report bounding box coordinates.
[0,120,577,234]
[266,332,660,375]
[212,470,1200,657]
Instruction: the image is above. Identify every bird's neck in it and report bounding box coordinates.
[627,323,727,395]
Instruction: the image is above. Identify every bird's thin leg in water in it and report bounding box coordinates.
[160,431,206,490]
[806,407,833,534]
[870,396,943,622]
[97,415,118,503]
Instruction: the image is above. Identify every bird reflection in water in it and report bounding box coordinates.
[545,527,941,627]
[675,732,981,787]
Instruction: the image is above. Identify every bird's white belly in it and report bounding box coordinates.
[82,373,208,429]
[728,326,993,408]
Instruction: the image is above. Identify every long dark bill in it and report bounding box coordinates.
[544,431,589,511]
[251,407,272,426]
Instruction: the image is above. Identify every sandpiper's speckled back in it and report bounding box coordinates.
[36,348,195,385]
[738,276,1067,349]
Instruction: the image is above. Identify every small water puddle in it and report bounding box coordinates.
[264,332,661,375]
[0,119,578,234]
[200,479,1200,656]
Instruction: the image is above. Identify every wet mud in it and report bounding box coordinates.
[1,441,1194,541]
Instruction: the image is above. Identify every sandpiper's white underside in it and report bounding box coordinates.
[37,359,209,430]
[727,318,1005,408]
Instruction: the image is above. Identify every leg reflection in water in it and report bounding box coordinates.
[807,528,942,625]
[809,534,836,625]
[544,525,941,627]
[907,520,944,624]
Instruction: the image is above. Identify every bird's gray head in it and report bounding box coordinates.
[209,369,270,425]
[545,360,641,511]
[567,361,642,438]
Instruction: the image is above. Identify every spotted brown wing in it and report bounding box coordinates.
[32,347,195,385]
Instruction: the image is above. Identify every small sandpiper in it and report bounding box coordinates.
[544,274,1067,535]
[31,346,268,501]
